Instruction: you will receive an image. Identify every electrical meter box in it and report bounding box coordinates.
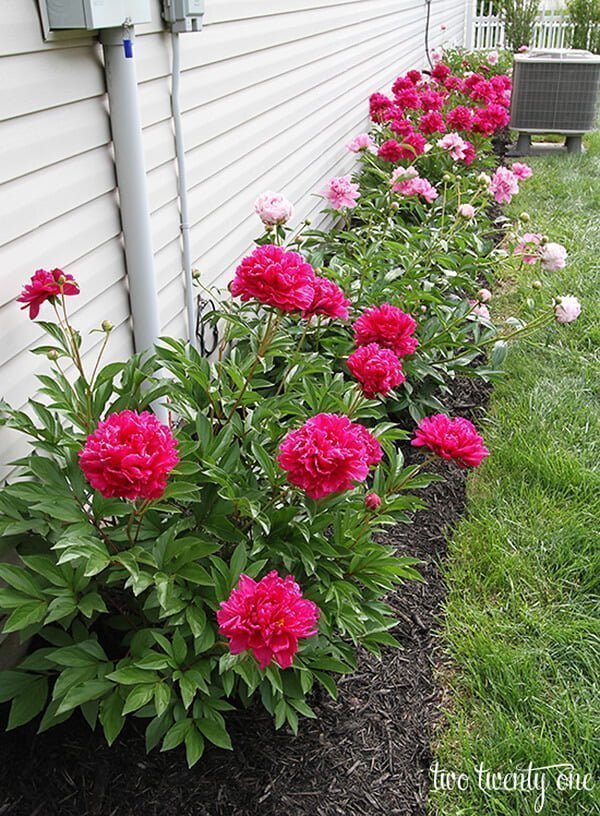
[44,0,152,30]
[162,0,205,31]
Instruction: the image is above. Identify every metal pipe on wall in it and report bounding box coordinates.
[100,27,162,355]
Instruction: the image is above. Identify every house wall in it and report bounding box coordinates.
[0,0,466,469]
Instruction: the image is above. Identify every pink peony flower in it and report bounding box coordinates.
[446,105,475,131]
[406,69,422,84]
[540,242,567,271]
[477,288,492,303]
[431,62,451,81]
[419,90,445,112]
[231,245,315,312]
[346,132,374,153]
[468,299,491,320]
[514,232,543,264]
[17,268,79,320]
[254,191,293,226]
[302,277,350,321]
[353,303,418,358]
[278,414,382,500]
[487,50,499,65]
[431,48,444,64]
[347,343,405,399]
[78,410,179,501]
[554,295,581,324]
[411,413,489,468]
[394,87,421,110]
[437,133,470,161]
[419,111,446,135]
[364,491,382,510]
[457,203,475,218]
[519,44,529,52]
[391,174,439,203]
[217,571,319,670]
[511,162,532,180]
[378,138,405,163]
[369,92,393,121]
[323,175,360,210]
[488,166,520,204]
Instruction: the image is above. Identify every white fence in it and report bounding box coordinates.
[471,1,574,50]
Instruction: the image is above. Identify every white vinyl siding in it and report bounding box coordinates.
[0,0,466,468]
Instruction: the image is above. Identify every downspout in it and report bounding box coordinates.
[100,27,161,355]
[170,33,196,347]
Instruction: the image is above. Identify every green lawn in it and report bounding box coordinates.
[429,131,600,816]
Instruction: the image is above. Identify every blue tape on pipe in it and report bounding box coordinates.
[123,39,133,58]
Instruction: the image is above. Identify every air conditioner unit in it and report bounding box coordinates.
[510,49,600,154]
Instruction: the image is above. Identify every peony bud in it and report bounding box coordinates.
[101,320,113,333]
[532,280,543,289]
[458,203,475,219]
[364,492,382,510]
[391,201,400,210]
[304,218,312,226]
[442,173,453,184]
[477,288,492,303]
[520,212,530,222]
[47,349,59,361]
[477,172,491,186]
[192,268,201,280]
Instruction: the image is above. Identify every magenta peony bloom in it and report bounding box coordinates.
[540,242,567,272]
[514,232,543,264]
[394,87,421,110]
[431,62,451,81]
[369,92,393,121]
[254,191,293,226]
[378,138,405,163]
[322,175,360,210]
[406,69,422,84]
[353,303,418,358]
[217,571,319,670]
[511,162,532,180]
[446,105,475,131]
[364,492,382,510]
[419,90,445,112]
[347,343,405,399]
[419,111,446,135]
[302,277,350,321]
[554,295,581,324]
[346,132,373,153]
[17,268,79,320]
[278,414,383,500]
[458,203,475,218]
[79,410,179,501]
[411,413,489,468]
[230,245,315,312]
[488,167,520,204]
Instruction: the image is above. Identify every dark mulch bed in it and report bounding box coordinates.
[0,378,490,816]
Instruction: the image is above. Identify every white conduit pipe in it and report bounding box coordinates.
[100,27,161,354]
[170,32,197,348]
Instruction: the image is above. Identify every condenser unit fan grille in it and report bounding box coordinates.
[511,52,600,133]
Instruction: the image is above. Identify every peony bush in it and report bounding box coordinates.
[0,52,581,767]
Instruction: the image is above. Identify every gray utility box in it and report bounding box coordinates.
[44,0,152,29]
[510,49,600,155]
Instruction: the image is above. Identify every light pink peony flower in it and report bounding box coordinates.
[78,410,179,501]
[514,233,543,264]
[518,44,529,52]
[278,414,382,500]
[488,166,520,204]
[468,299,491,320]
[231,245,315,312]
[412,413,489,468]
[217,571,319,670]
[457,203,475,218]
[347,343,405,398]
[487,50,499,65]
[353,303,418,358]
[254,191,294,226]
[431,47,444,63]
[477,288,492,303]
[554,295,581,323]
[302,277,350,321]
[511,162,532,180]
[17,268,79,320]
[391,169,438,203]
[323,175,360,210]
[346,133,374,153]
[437,133,470,161]
[540,242,567,271]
